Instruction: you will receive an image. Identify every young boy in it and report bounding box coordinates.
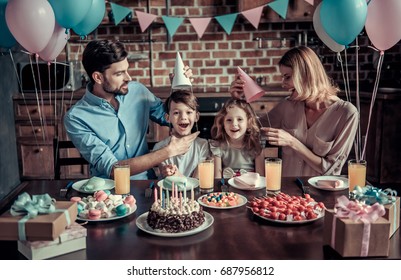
[152,90,210,178]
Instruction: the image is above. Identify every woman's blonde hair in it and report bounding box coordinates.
[211,98,261,156]
[279,46,339,103]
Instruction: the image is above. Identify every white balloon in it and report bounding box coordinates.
[313,2,345,53]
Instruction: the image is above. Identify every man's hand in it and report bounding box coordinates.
[261,127,293,147]
[166,131,200,157]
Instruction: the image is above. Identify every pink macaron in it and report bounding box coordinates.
[94,190,108,202]
[124,195,136,208]
[88,209,101,220]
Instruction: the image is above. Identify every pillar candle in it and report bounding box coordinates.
[184,182,187,202]
[154,187,157,204]
[172,182,175,200]
[179,192,182,212]
[160,184,163,205]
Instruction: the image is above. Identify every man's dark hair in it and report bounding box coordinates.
[82,40,128,83]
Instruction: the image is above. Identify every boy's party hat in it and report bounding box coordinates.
[172,52,192,89]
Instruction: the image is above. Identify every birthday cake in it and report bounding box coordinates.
[146,197,205,233]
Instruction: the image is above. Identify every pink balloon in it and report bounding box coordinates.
[365,0,401,51]
[5,0,55,53]
[39,23,69,62]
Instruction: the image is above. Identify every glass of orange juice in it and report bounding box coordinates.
[265,158,282,194]
[198,159,214,193]
[114,163,131,195]
[348,159,367,192]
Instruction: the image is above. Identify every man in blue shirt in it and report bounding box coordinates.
[64,40,198,179]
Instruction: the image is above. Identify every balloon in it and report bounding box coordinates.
[49,0,92,29]
[72,0,106,37]
[5,0,55,53]
[365,0,401,51]
[313,2,345,53]
[320,0,367,46]
[39,23,69,62]
[0,0,16,49]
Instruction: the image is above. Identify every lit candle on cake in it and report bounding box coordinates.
[166,188,170,206]
[160,184,163,205]
[179,192,182,212]
[172,182,175,200]
[191,185,194,210]
[154,187,157,204]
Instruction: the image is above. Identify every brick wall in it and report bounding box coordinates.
[66,0,401,91]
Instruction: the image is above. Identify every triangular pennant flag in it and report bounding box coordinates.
[215,13,238,35]
[110,3,132,25]
[162,16,184,39]
[189,17,212,39]
[268,0,289,19]
[135,11,158,32]
[241,6,264,29]
[304,0,314,5]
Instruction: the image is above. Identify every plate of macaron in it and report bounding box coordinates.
[198,192,247,209]
[72,176,115,194]
[157,176,199,191]
[71,190,137,222]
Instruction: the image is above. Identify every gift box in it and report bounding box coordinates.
[17,222,87,260]
[0,201,77,241]
[323,196,390,257]
[384,196,400,237]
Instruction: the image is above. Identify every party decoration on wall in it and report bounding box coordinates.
[109,2,132,26]
[189,17,212,39]
[48,0,92,30]
[0,0,16,49]
[73,0,106,37]
[237,67,265,103]
[365,0,401,51]
[172,52,192,89]
[241,6,264,29]
[6,0,55,54]
[268,0,289,19]
[162,16,184,39]
[38,22,69,62]
[215,13,238,35]
[320,0,367,46]
[135,10,157,33]
[313,2,345,53]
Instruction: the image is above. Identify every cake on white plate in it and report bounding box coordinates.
[233,172,260,188]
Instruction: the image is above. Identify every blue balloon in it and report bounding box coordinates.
[49,0,92,29]
[320,0,368,46]
[0,0,16,49]
[72,0,105,37]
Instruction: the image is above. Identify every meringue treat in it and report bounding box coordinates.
[198,159,214,193]
[265,158,282,193]
[114,163,131,195]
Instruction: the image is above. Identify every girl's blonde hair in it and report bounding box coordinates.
[279,46,339,103]
[211,98,261,156]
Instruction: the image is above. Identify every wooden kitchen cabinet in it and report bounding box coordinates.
[238,0,320,22]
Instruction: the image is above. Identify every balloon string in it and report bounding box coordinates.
[361,52,384,160]
[355,38,361,161]
[9,50,39,146]
[337,52,350,102]
[29,55,46,142]
[36,55,48,142]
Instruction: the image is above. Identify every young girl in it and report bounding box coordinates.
[152,90,210,178]
[209,98,264,178]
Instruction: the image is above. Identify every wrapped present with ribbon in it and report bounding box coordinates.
[0,192,77,241]
[323,195,390,257]
[352,186,400,237]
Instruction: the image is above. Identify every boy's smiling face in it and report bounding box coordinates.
[166,101,199,137]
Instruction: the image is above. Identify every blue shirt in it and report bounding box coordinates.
[64,82,168,179]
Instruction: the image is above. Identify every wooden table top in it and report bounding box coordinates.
[0,177,400,260]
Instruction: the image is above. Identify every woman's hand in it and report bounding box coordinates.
[261,127,294,147]
[161,164,178,177]
[229,74,245,100]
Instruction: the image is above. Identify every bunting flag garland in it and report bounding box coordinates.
[241,6,264,29]
[106,0,306,39]
[268,0,290,19]
[162,16,185,39]
[135,10,157,32]
[215,13,239,35]
[189,17,212,39]
[110,3,132,26]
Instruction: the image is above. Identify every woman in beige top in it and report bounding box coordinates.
[230,46,358,176]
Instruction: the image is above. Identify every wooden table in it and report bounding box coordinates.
[0,178,400,260]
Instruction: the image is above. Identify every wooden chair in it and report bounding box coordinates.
[53,137,89,180]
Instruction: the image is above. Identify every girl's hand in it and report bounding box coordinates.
[261,127,294,147]
[161,164,178,177]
